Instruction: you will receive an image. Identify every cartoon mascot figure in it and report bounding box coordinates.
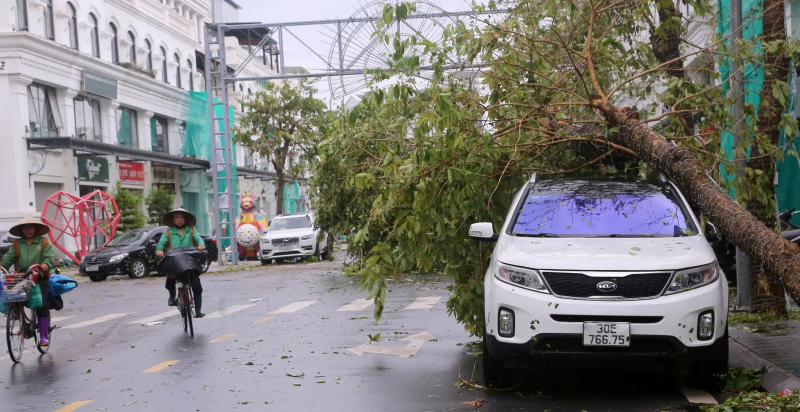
[235,192,268,260]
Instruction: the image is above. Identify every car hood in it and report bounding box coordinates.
[495,235,715,271]
[263,228,313,239]
[86,244,142,257]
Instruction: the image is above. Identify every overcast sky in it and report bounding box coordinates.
[232,0,486,105]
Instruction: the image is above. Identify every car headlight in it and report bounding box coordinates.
[301,234,313,240]
[495,263,549,294]
[108,253,129,263]
[665,262,720,294]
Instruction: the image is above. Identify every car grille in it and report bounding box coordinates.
[272,237,299,247]
[532,335,679,355]
[550,315,663,324]
[85,257,109,264]
[541,272,672,299]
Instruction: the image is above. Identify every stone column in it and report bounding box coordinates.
[139,110,154,152]
[107,102,119,145]
[0,74,37,220]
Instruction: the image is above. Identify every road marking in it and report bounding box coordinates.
[349,331,436,358]
[337,298,373,312]
[62,313,133,329]
[203,304,256,319]
[142,360,179,373]
[403,296,441,310]
[53,400,93,412]
[680,387,717,404]
[128,310,180,325]
[50,316,75,323]
[255,316,274,323]
[270,301,316,314]
[210,334,236,343]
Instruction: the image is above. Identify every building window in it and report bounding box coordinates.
[116,107,138,147]
[161,47,167,82]
[150,116,168,153]
[145,39,152,71]
[109,23,118,64]
[15,0,28,31]
[27,83,63,138]
[74,96,102,141]
[89,14,99,57]
[127,31,136,64]
[187,59,194,91]
[66,3,78,49]
[174,53,181,88]
[43,0,54,40]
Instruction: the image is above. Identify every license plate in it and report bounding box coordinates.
[86,265,100,272]
[278,245,293,251]
[583,322,630,347]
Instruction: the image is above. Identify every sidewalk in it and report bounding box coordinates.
[729,320,800,392]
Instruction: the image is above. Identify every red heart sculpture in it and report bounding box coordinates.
[41,190,120,264]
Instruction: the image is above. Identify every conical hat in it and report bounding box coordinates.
[9,215,49,237]
[163,208,197,227]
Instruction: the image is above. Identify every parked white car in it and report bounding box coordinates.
[260,213,328,264]
[470,175,728,388]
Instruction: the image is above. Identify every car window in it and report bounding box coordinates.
[510,180,697,237]
[149,231,163,242]
[107,230,147,246]
[269,216,313,231]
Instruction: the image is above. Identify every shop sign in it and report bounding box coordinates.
[119,162,145,185]
[82,70,118,99]
[153,166,175,181]
[78,157,109,182]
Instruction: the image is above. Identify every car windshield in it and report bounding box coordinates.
[106,230,147,246]
[269,216,312,231]
[511,180,697,237]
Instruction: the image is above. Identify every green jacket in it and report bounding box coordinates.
[156,227,204,252]
[0,237,55,273]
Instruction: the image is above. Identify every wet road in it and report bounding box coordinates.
[2,259,726,411]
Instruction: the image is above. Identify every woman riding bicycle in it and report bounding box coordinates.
[156,208,206,318]
[0,215,54,345]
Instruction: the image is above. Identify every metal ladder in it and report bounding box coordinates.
[204,23,239,265]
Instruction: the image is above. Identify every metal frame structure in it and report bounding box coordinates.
[204,3,507,264]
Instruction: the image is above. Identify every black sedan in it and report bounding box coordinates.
[80,226,218,282]
[0,231,18,261]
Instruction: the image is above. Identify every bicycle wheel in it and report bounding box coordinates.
[34,312,50,355]
[186,289,194,338]
[179,288,188,332]
[6,304,24,363]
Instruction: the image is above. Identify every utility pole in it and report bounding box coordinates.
[730,0,751,309]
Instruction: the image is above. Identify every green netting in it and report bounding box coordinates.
[186,91,237,248]
[282,181,304,214]
[777,65,800,226]
[717,0,764,192]
[119,109,133,146]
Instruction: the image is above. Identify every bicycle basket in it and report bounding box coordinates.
[0,274,33,303]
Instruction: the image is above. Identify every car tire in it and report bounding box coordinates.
[320,244,329,261]
[482,333,511,388]
[128,258,148,279]
[691,324,729,391]
[200,259,210,273]
[89,275,107,282]
[260,258,269,266]
[314,243,322,261]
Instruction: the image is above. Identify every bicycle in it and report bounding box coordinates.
[1,265,52,363]
[176,273,194,337]
[157,247,207,338]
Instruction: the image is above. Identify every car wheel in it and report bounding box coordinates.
[320,245,330,261]
[89,275,107,282]
[129,258,148,279]
[261,258,270,266]
[313,243,322,261]
[482,333,511,388]
[691,324,729,391]
[201,259,211,273]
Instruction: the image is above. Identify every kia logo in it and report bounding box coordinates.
[596,281,618,292]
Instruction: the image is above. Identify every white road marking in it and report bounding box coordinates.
[62,313,133,329]
[270,301,316,314]
[203,304,256,319]
[680,387,717,404]
[50,316,75,323]
[128,310,180,325]
[403,296,442,310]
[349,331,437,358]
[336,298,373,312]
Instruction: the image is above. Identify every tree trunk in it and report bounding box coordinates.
[590,98,800,305]
[748,0,789,315]
[275,172,285,216]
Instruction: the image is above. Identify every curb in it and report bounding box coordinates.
[729,338,800,393]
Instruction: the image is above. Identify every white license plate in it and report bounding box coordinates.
[583,322,630,347]
[277,245,294,251]
[86,265,100,272]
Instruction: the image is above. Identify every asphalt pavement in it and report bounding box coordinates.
[1,258,728,411]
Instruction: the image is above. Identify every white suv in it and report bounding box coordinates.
[470,175,728,387]
[260,213,328,264]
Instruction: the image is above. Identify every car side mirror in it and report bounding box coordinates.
[469,222,499,242]
[704,222,719,242]
[147,239,157,246]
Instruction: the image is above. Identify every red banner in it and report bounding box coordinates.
[119,162,145,185]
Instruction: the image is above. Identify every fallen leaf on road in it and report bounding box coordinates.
[463,398,485,408]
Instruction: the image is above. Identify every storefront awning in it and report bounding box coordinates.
[27,137,211,170]
[236,166,307,181]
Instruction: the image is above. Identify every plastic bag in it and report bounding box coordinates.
[25,284,43,310]
[49,295,63,311]
[157,246,206,279]
[49,274,78,297]
[0,302,7,315]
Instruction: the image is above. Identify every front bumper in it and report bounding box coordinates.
[485,271,728,359]
[260,242,315,259]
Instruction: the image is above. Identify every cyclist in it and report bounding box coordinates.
[155,208,207,318]
[0,215,54,345]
